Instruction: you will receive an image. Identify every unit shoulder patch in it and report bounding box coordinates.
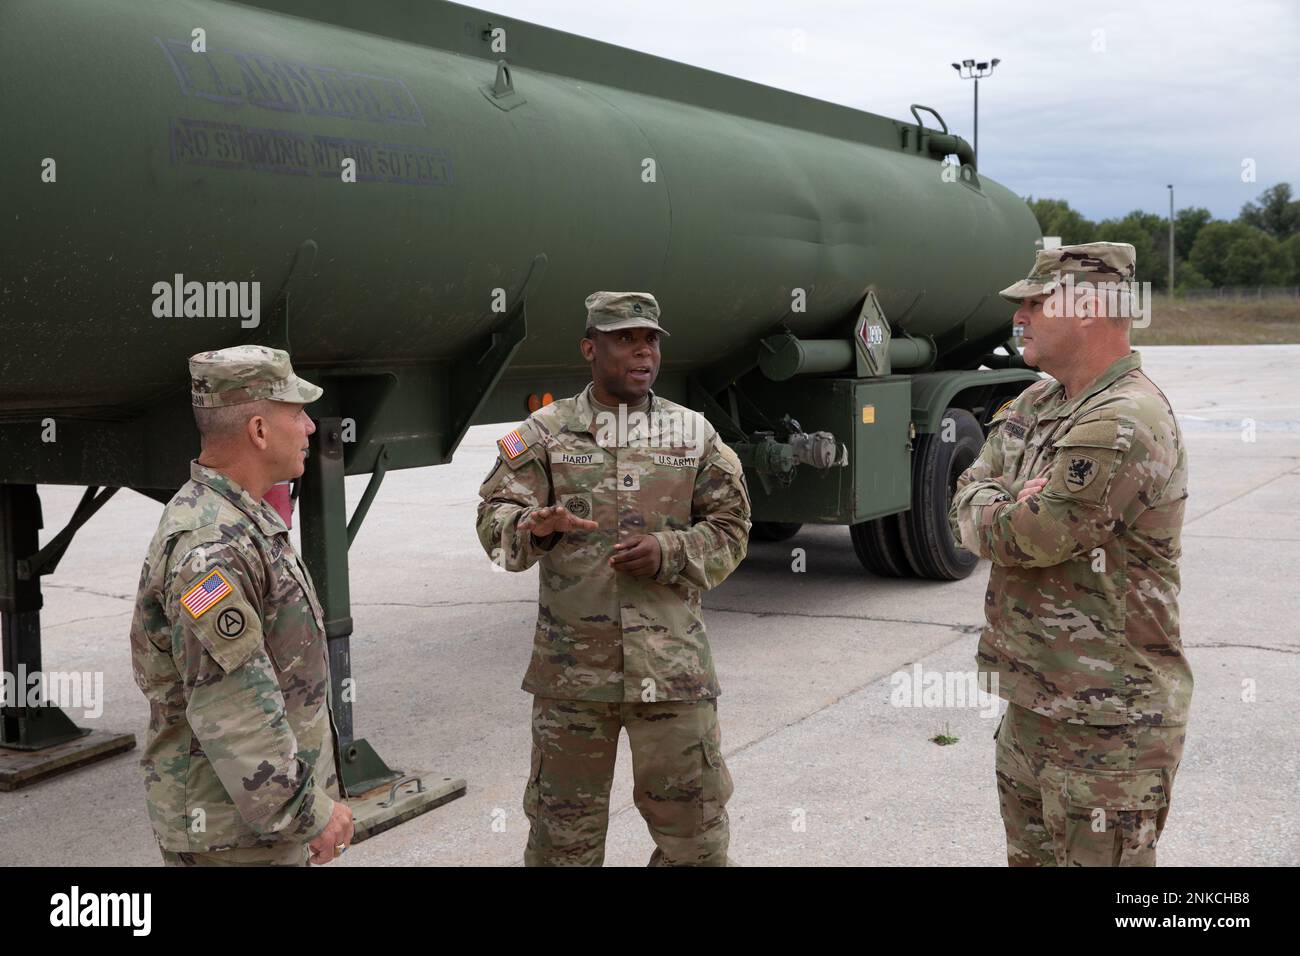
[214,606,247,640]
[1064,455,1099,492]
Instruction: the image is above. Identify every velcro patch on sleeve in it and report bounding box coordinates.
[710,443,741,476]
[191,592,263,673]
[496,421,544,470]
[1061,417,1125,450]
[1063,454,1101,493]
[1049,443,1120,505]
[180,569,234,619]
[498,429,528,459]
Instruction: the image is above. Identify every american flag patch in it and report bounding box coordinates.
[180,569,233,619]
[498,429,527,459]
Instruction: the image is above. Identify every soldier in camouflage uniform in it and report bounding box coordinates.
[477,292,751,866]
[129,345,353,867]
[950,242,1192,866]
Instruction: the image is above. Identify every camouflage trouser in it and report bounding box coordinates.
[160,843,309,867]
[524,696,733,867]
[995,702,1186,866]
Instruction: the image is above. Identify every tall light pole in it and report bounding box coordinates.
[952,58,1000,166]
[1167,184,1175,295]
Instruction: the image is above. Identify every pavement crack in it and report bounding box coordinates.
[1188,642,1300,654]
[1185,463,1297,527]
[43,584,134,602]
[708,605,981,634]
[44,610,134,630]
[353,599,536,610]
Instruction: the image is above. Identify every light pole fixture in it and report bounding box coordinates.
[952,57,1001,166]
[1167,184,1175,295]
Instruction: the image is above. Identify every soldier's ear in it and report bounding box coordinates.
[247,413,269,451]
[1077,289,1099,320]
[580,335,596,362]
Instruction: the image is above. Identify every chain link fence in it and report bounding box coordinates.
[1177,286,1300,299]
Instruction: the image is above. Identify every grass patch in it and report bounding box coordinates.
[930,723,959,746]
[1133,295,1300,345]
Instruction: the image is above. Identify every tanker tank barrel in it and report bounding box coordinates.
[887,336,937,370]
[758,335,855,381]
[757,334,937,380]
[1,0,1039,416]
[0,0,1045,809]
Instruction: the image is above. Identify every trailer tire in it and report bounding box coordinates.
[898,407,982,581]
[850,515,912,577]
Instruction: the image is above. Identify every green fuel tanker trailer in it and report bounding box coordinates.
[0,0,1039,796]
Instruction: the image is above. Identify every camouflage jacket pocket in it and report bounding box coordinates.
[646,446,700,528]
[989,404,1031,480]
[264,550,326,679]
[550,447,608,529]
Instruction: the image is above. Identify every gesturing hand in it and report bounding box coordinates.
[518,505,599,538]
[610,534,662,577]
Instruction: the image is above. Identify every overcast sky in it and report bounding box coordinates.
[477,0,1298,222]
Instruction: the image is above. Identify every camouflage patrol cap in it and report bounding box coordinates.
[999,241,1137,303]
[189,345,323,408]
[583,291,670,336]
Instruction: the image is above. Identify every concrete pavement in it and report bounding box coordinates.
[1,345,1296,866]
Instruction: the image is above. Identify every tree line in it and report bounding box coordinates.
[1025,183,1300,292]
